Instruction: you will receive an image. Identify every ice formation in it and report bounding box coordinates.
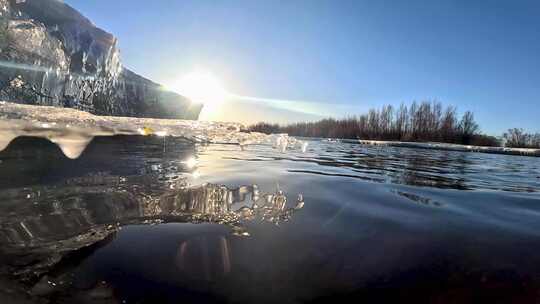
[0,0,201,119]
[0,101,308,158]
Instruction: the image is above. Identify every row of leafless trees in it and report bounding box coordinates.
[250,101,501,146]
[503,129,540,148]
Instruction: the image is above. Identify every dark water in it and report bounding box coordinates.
[0,136,539,303]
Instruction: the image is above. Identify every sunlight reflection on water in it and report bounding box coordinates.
[0,135,539,303]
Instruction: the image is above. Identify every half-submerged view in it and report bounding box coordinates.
[0,0,539,303]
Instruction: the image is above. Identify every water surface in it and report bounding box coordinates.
[0,136,539,303]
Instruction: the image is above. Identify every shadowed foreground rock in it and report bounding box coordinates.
[0,0,202,119]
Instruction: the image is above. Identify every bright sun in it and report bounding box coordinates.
[169,71,229,107]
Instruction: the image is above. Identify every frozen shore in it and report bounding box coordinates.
[357,139,540,157]
[0,102,304,158]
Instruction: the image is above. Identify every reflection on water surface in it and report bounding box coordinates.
[0,136,539,303]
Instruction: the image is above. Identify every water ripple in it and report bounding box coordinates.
[232,140,540,192]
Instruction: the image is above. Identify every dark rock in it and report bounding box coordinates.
[0,0,202,119]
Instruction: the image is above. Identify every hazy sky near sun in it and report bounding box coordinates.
[65,0,540,134]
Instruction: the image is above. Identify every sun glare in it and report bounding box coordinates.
[170,71,229,107]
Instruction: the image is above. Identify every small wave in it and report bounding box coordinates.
[287,169,386,183]
[391,190,444,207]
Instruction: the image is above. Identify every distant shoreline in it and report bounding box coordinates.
[354,139,540,157]
[249,101,540,150]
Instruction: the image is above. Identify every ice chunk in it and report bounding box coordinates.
[0,102,309,159]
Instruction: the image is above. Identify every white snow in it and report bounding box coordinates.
[358,140,540,157]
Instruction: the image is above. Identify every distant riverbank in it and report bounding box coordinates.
[249,101,540,150]
[354,139,540,157]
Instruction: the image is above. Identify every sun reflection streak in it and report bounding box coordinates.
[182,156,198,169]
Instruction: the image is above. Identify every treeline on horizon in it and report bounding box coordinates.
[249,101,540,148]
[503,128,540,149]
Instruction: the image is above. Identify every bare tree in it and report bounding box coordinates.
[503,128,540,148]
[459,111,479,144]
[250,101,498,146]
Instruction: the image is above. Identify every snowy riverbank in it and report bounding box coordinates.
[357,139,540,157]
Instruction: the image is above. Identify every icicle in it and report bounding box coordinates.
[48,134,94,159]
[0,130,17,152]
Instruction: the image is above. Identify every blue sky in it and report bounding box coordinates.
[66,0,540,134]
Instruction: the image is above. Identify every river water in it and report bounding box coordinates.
[0,135,539,303]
